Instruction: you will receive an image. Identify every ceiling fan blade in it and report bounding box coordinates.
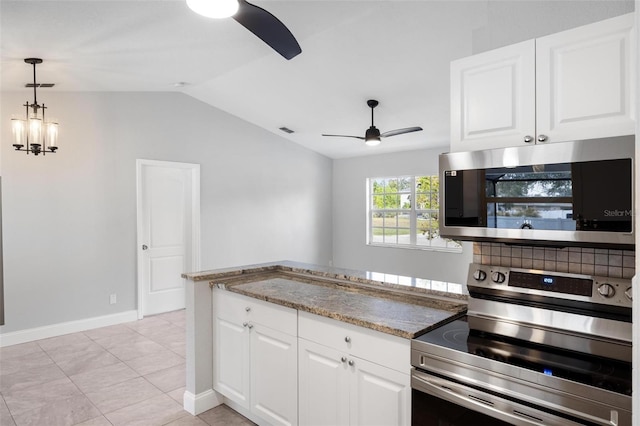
[322,134,365,140]
[233,0,302,60]
[380,127,423,138]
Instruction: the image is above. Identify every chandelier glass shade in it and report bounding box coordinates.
[12,58,59,156]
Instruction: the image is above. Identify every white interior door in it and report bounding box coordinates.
[137,160,200,317]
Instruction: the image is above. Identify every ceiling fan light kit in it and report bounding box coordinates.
[186,0,301,60]
[187,0,238,19]
[12,58,59,156]
[365,127,381,146]
[323,99,422,147]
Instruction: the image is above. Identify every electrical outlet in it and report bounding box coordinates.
[109,293,117,305]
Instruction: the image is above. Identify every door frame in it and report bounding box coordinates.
[136,159,201,320]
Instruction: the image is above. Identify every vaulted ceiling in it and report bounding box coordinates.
[0,1,633,159]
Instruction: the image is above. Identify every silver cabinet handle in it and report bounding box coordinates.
[348,360,355,366]
[344,336,351,343]
[142,244,148,250]
[537,134,548,142]
[523,135,533,143]
[341,356,347,363]
[245,307,251,312]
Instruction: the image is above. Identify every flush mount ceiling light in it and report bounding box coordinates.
[186,0,238,18]
[186,0,301,60]
[12,58,59,156]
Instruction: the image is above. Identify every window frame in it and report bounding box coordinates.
[366,175,462,252]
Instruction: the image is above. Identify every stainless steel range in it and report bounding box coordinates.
[411,263,632,426]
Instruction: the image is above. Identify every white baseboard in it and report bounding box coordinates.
[183,389,222,415]
[0,310,139,347]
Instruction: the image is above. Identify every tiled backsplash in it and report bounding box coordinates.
[472,243,635,279]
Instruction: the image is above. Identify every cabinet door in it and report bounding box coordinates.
[450,40,536,152]
[298,339,350,426]
[213,314,250,408]
[536,13,635,143]
[251,324,298,426]
[350,357,410,426]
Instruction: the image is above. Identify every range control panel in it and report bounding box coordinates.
[467,263,632,309]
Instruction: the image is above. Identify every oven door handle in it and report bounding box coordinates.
[412,369,589,426]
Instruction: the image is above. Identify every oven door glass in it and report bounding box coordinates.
[412,388,513,426]
[411,372,601,426]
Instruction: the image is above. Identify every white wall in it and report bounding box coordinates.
[0,91,333,334]
[472,0,634,53]
[332,148,473,285]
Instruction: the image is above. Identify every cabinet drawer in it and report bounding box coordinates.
[214,290,297,336]
[298,311,410,373]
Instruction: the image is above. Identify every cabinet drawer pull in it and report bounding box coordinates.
[537,134,548,142]
[341,356,347,363]
[344,336,351,343]
[348,360,355,366]
[523,135,534,143]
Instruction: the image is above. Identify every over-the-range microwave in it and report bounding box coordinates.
[439,136,634,249]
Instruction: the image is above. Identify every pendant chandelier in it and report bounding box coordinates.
[11,58,59,156]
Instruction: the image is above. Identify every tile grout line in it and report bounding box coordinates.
[1,311,191,426]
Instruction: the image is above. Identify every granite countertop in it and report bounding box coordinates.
[183,261,468,339]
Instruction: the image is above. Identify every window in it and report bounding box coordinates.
[367,175,462,251]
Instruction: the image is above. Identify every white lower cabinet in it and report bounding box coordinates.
[298,339,350,426]
[213,290,298,426]
[298,312,411,426]
[350,357,410,426]
[215,314,250,406]
[250,325,298,425]
[214,292,411,426]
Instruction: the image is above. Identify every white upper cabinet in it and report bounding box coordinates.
[451,40,536,151]
[450,13,635,152]
[536,13,635,143]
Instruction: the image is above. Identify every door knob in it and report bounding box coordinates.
[142,244,148,250]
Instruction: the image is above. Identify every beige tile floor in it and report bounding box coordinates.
[0,310,255,426]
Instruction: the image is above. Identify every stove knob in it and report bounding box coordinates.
[597,283,616,298]
[473,269,487,281]
[491,271,506,284]
[624,287,632,301]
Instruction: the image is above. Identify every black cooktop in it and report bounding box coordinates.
[415,316,632,396]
